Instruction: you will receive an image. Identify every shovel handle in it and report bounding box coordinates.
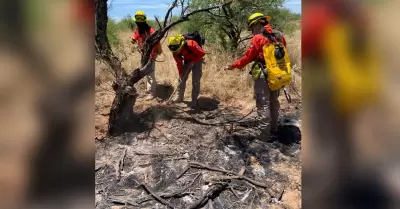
[284,88,292,103]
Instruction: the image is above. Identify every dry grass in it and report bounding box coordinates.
[95,29,301,107]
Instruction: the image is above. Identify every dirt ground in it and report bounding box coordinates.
[95,81,301,209]
[95,27,302,209]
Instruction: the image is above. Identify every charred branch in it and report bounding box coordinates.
[187,183,228,209]
[141,183,175,208]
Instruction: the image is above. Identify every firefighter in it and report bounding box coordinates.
[167,34,205,109]
[131,10,162,100]
[224,13,287,140]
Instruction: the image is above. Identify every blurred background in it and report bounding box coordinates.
[302,0,400,208]
[0,0,94,208]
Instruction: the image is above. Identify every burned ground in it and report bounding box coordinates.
[95,27,302,209]
[95,100,301,209]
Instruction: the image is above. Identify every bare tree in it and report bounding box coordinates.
[95,0,232,136]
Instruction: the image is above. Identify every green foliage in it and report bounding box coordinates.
[269,8,301,35]
[107,18,122,47]
[106,15,165,48]
[180,0,300,53]
[118,16,135,31]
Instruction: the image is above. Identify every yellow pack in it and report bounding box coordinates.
[322,22,380,114]
[250,62,262,80]
[262,36,292,91]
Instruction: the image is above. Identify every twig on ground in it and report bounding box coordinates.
[186,171,202,176]
[168,156,189,161]
[249,189,256,209]
[108,195,139,206]
[115,148,127,181]
[277,188,285,201]
[134,174,200,205]
[241,189,251,202]
[209,175,270,188]
[229,185,241,200]
[208,199,214,209]
[132,150,178,156]
[244,181,257,189]
[95,165,104,172]
[187,183,228,209]
[134,191,195,205]
[189,161,273,197]
[177,165,190,179]
[189,161,236,175]
[230,184,249,192]
[182,173,202,192]
[141,183,175,208]
[137,156,188,167]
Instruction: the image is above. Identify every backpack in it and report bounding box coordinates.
[260,28,292,91]
[178,31,205,56]
[323,22,380,114]
[183,31,205,47]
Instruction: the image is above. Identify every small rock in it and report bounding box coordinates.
[224,147,237,155]
[183,153,189,158]
[250,156,265,177]
[182,196,193,203]
[95,194,102,202]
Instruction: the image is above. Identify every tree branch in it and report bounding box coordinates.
[131,0,233,85]
[141,183,175,208]
[207,10,227,18]
[164,0,178,28]
[180,0,185,16]
[154,16,162,29]
[187,183,228,209]
[222,5,238,33]
[238,36,252,44]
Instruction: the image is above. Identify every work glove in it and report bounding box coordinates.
[224,65,233,71]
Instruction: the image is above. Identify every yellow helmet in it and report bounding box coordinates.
[167,34,185,52]
[133,10,147,22]
[247,12,271,29]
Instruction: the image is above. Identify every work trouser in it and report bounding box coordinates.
[176,59,203,103]
[254,73,280,133]
[144,60,156,95]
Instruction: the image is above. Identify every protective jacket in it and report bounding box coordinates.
[232,24,287,69]
[131,27,162,59]
[172,40,205,76]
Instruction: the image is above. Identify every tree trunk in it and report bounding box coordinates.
[108,84,137,135]
[95,0,137,136]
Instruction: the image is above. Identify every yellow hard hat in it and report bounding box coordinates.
[133,10,147,22]
[167,34,185,52]
[247,12,271,29]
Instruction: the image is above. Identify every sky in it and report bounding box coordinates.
[107,0,301,21]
